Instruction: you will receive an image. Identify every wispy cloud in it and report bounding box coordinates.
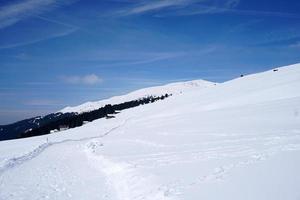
[60,74,103,85]
[289,42,300,48]
[23,81,55,86]
[254,36,300,47]
[122,48,216,65]
[74,48,216,67]
[110,77,167,86]
[35,15,77,29]
[0,0,56,29]
[172,5,300,18]
[0,27,77,50]
[0,0,78,29]
[113,0,300,19]
[117,0,195,16]
[110,51,185,66]
[73,50,185,66]
[24,99,62,106]
[114,0,240,16]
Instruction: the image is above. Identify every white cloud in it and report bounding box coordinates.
[289,42,300,48]
[0,27,77,50]
[115,0,195,16]
[0,0,55,29]
[114,0,240,16]
[174,4,300,18]
[24,99,61,106]
[70,48,217,67]
[124,0,194,15]
[113,0,300,19]
[0,1,78,50]
[71,50,184,65]
[61,74,103,85]
[0,0,76,29]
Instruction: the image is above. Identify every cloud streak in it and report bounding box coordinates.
[170,4,300,18]
[114,0,240,16]
[72,50,185,66]
[0,27,77,50]
[289,42,300,48]
[0,1,79,50]
[0,0,57,29]
[254,36,300,47]
[0,0,76,29]
[73,47,216,67]
[24,99,62,106]
[119,0,195,15]
[61,74,103,85]
[113,0,300,19]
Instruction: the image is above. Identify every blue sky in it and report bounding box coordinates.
[0,0,300,124]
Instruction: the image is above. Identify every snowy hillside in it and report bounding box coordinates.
[60,79,215,113]
[1,63,300,200]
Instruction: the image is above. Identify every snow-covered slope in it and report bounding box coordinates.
[1,63,300,200]
[60,79,215,113]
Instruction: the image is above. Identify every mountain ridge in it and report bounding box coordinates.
[60,79,216,114]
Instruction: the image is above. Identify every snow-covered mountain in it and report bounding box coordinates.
[0,80,214,141]
[1,63,300,200]
[60,79,215,114]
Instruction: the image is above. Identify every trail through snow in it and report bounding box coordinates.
[1,63,300,200]
[0,117,180,200]
[0,119,129,176]
[85,140,177,200]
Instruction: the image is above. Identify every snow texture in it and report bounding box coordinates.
[1,63,300,200]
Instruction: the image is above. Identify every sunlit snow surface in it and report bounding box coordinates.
[60,79,215,114]
[1,64,300,200]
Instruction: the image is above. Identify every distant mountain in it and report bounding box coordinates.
[0,80,215,141]
[0,113,76,141]
[60,79,215,114]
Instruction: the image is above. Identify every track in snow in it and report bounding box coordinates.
[85,140,178,200]
[0,119,130,176]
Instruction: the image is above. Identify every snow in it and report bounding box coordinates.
[1,63,300,199]
[60,79,216,114]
